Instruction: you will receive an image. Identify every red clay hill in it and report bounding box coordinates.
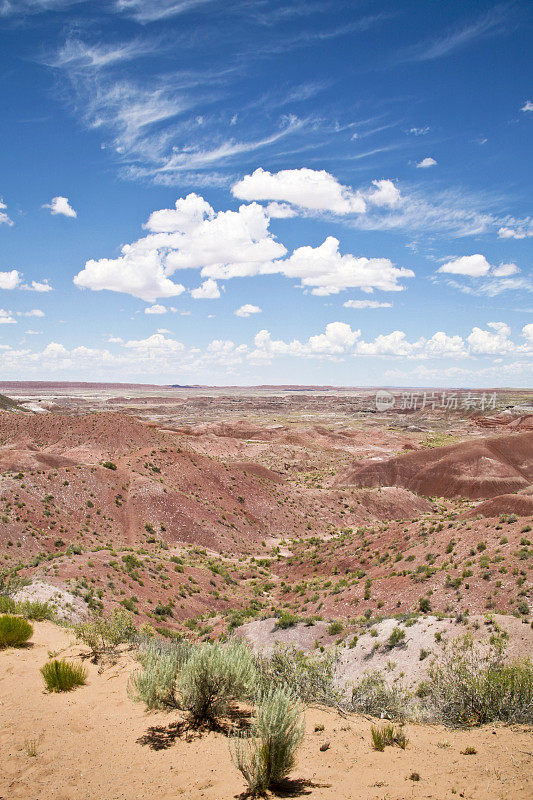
[336,430,533,500]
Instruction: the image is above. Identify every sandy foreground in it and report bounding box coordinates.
[0,622,531,800]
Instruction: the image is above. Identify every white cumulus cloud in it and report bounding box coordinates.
[42,196,77,218]
[274,236,414,295]
[235,304,261,317]
[0,199,13,227]
[492,262,519,277]
[366,179,401,208]
[438,254,491,277]
[498,225,532,239]
[467,322,514,354]
[0,270,22,290]
[144,304,167,314]
[75,194,285,301]
[190,278,220,299]
[0,271,52,292]
[416,157,437,168]
[521,100,533,112]
[232,167,367,215]
[27,279,53,292]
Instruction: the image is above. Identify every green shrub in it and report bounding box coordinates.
[17,600,54,621]
[178,639,256,725]
[102,461,117,470]
[425,635,533,725]
[256,643,342,706]
[327,620,344,636]
[350,670,412,720]
[0,614,33,648]
[41,659,87,692]
[0,596,16,614]
[387,626,406,648]
[371,722,408,751]
[275,611,299,629]
[74,607,137,661]
[128,638,191,709]
[231,686,305,793]
[0,597,53,620]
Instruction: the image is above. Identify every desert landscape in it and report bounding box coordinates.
[2,2,532,797]
[0,384,531,799]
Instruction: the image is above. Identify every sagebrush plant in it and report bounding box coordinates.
[41,659,87,692]
[231,686,305,795]
[350,670,412,720]
[178,639,256,725]
[256,643,343,706]
[74,607,137,661]
[425,634,533,725]
[0,614,33,648]
[128,637,191,709]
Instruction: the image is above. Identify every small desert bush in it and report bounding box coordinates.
[350,670,412,720]
[0,596,16,614]
[327,620,344,636]
[0,597,53,619]
[424,635,533,725]
[371,722,408,751]
[74,607,137,660]
[17,600,54,621]
[275,611,300,629]
[178,639,256,725]
[231,686,305,794]
[41,659,87,692]
[0,614,33,648]
[128,638,191,709]
[256,643,343,706]
[387,626,406,648]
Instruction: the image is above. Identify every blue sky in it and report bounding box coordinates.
[0,0,532,386]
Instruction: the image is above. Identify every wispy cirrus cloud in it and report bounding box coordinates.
[115,0,216,23]
[49,39,314,180]
[48,37,160,70]
[393,4,512,64]
[0,0,82,17]
[445,276,533,298]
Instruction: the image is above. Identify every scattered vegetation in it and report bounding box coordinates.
[74,607,137,661]
[424,634,533,725]
[256,643,342,706]
[0,597,54,620]
[350,670,412,720]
